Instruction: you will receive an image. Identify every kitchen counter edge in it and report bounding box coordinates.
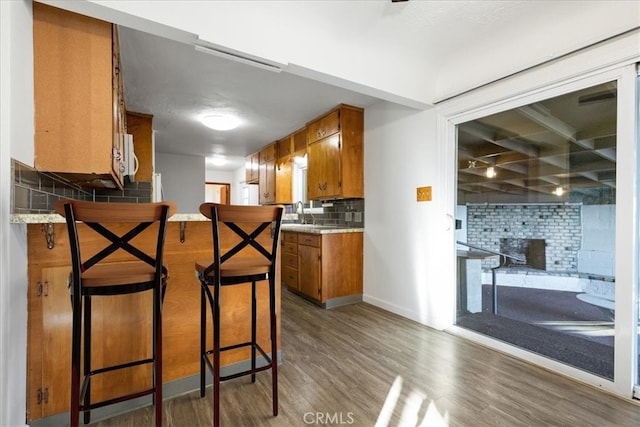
[11,214,364,234]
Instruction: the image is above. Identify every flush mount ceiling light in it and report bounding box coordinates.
[553,186,564,196]
[486,166,496,178]
[207,156,228,167]
[200,114,240,131]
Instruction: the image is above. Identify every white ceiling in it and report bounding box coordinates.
[108,0,639,172]
[118,26,379,171]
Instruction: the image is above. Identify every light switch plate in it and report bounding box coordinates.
[417,186,432,202]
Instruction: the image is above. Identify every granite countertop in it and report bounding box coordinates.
[10,214,364,234]
[10,213,209,224]
[280,224,364,234]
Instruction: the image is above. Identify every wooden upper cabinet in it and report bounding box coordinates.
[125,111,154,182]
[307,134,341,200]
[259,144,276,204]
[308,110,340,144]
[276,136,294,161]
[292,127,307,155]
[275,135,295,204]
[245,152,260,184]
[306,105,364,200]
[33,3,125,189]
[259,143,276,164]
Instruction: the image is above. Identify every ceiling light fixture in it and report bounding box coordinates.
[553,186,564,196]
[486,167,496,178]
[207,156,228,167]
[200,114,240,131]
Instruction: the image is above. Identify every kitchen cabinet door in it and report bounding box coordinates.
[298,244,322,301]
[245,152,260,184]
[275,158,293,204]
[259,159,276,204]
[307,133,341,200]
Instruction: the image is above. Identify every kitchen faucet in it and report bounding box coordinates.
[296,201,305,224]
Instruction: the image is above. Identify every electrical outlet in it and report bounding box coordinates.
[345,212,353,222]
[354,212,362,223]
[417,186,432,202]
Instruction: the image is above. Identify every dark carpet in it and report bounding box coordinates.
[457,285,618,379]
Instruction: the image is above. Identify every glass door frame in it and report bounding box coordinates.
[440,63,639,399]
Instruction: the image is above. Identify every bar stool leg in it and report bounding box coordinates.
[200,286,206,398]
[83,295,92,425]
[70,293,81,427]
[269,276,278,416]
[213,281,221,427]
[251,280,257,383]
[154,286,163,427]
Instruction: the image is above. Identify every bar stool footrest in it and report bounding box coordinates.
[202,342,273,382]
[79,387,156,412]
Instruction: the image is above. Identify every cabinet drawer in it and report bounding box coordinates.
[283,231,298,244]
[283,252,298,269]
[298,233,321,247]
[283,266,298,288]
[283,242,298,254]
[308,110,340,144]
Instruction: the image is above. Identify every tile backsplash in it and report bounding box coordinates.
[12,159,363,224]
[11,159,152,214]
[284,198,365,227]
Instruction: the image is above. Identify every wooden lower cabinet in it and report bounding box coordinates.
[26,221,281,421]
[281,232,299,291]
[283,231,363,306]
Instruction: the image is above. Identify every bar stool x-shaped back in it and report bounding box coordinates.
[55,199,176,427]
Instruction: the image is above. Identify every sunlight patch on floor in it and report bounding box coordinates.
[376,376,449,427]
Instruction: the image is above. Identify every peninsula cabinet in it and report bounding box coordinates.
[33,3,126,189]
[283,231,363,307]
[25,220,281,422]
[306,105,364,200]
[259,144,276,204]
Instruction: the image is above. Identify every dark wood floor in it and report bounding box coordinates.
[93,287,640,426]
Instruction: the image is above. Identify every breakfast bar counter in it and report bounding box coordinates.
[17,214,280,422]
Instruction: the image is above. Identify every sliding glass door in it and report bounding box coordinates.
[456,80,618,378]
[451,64,639,397]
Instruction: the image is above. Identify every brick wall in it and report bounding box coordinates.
[467,204,581,272]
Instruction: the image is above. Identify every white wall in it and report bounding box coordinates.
[1,1,32,425]
[205,169,233,184]
[364,102,454,329]
[155,152,205,213]
[230,165,258,205]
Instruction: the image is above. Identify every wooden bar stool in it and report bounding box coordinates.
[195,203,284,427]
[55,199,176,427]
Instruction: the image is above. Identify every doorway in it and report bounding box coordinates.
[205,182,230,204]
